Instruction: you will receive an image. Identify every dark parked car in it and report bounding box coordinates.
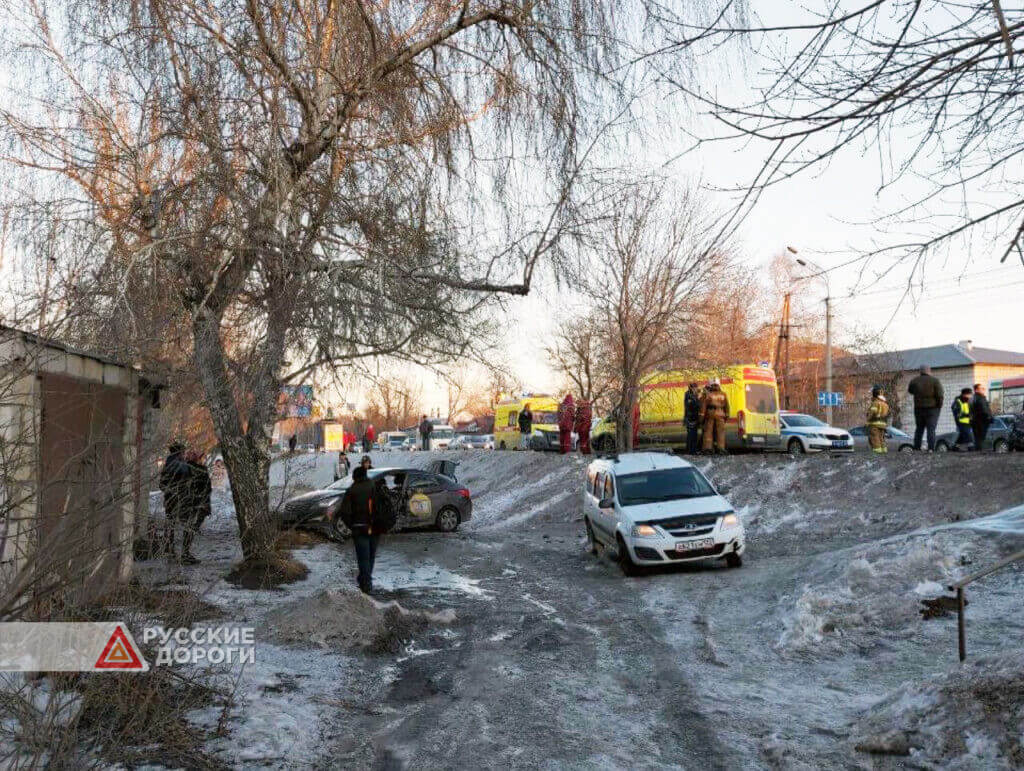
[848,425,915,453]
[934,415,1014,453]
[278,466,473,539]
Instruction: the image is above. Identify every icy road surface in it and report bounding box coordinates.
[152,449,1024,768]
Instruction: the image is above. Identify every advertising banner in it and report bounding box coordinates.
[277,385,314,418]
[323,423,345,451]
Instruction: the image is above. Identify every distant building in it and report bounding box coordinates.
[789,341,1024,432]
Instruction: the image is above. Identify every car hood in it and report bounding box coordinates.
[784,426,849,437]
[619,495,732,522]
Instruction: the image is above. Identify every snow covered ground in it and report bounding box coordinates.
[126,449,1024,768]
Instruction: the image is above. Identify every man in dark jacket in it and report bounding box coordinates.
[517,403,533,450]
[683,382,702,454]
[419,415,433,451]
[180,450,212,564]
[907,366,944,451]
[971,383,993,450]
[158,442,191,561]
[338,466,380,593]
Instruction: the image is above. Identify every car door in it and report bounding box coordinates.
[403,471,445,527]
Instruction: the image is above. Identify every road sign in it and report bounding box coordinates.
[817,391,844,407]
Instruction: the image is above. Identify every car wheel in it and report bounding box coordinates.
[993,439,1009,453]
[935,442,949,453]
[725,552,742,569]
[616,535,640,577]
[787,438,805,456]
[331,518,351,541]
[435,507,460,533]
[499,441,507,450]
[585,518,599,555]
[898,444,914,453]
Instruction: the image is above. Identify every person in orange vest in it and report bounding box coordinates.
[557,394,575,454]
[574,398,593,454]
[700,380,730,454]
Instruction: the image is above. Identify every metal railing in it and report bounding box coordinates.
[946,548,1024,661]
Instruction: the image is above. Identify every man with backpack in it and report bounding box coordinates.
[419,415,433,451]
[337,465,396,593]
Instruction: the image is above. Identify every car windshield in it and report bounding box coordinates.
[746,383,778,414]
[434,428,454,439]
[783,414,826,428]
[889,428,910,438]
[388,438,404,445]
[616,468,716,505]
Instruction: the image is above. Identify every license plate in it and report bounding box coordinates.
[751,436,765,443]
[832,440,848,448]
[676,538,715,552]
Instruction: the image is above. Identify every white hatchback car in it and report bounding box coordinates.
[779,411,853,455]
[583,452,745,575]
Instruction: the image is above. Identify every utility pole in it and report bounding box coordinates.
[824,294,833,425]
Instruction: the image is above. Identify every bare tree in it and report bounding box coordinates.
[671,1,1024,274]
[0,0,704,567]
[547,315,614,411]
[580,182,730,451]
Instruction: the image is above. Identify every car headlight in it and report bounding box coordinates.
[721,513,740,529]
[632,524,659,538]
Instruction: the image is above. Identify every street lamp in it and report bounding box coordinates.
[794,255,834,425]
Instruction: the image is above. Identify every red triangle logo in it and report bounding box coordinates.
[94,625,146,670]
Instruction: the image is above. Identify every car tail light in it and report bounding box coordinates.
[456,488,471,499]
[737,410,746,437]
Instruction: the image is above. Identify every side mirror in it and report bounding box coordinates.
[716,484,731,495]
[598,497,615,509]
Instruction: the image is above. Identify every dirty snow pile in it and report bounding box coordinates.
[850,649,1024,767]
[777,533,977,653]
[263,588,455,653]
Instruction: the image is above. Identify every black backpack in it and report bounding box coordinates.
[371,483,398,532]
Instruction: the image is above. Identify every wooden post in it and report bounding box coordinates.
[957,587,966,662]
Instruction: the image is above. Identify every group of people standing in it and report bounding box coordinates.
[908,366,994,451]
[158,442,212,564]
[555,395,594,454]
[865,366,998,453]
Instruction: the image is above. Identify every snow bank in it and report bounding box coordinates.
[263,588,455,651]
[851,649,1024,768]
[777,535,969,653]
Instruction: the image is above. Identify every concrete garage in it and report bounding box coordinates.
[0,325,162,618]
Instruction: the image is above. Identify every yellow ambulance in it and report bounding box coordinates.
[591,364,782,452]
[493,394,562,450]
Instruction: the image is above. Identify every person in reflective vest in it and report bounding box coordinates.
[952,388,974,451]
[865,386,890,454]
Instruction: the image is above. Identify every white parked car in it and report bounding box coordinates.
[583,452,745,575]
[779,411,853,455]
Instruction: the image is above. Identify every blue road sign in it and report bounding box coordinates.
[817,391,843,407]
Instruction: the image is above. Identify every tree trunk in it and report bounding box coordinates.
[192,309,277,563]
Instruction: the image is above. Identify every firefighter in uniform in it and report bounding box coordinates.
[700,380,730,454]
[574,398,593,454]
[866,386,890,454]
